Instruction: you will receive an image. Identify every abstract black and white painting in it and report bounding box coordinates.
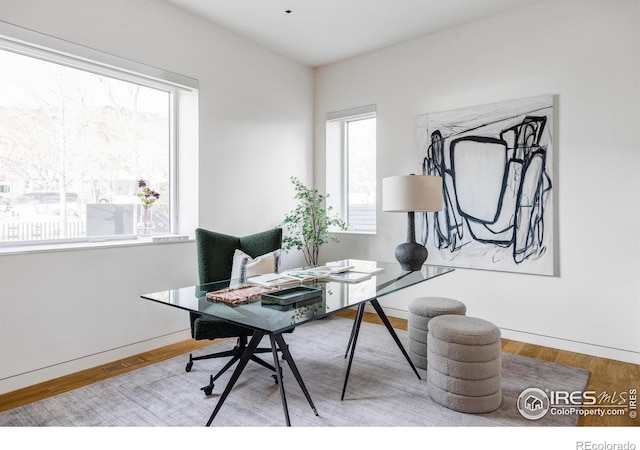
[417,95,554,275]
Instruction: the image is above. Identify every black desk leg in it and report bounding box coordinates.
[274,334,318,418]
[370,298,421,380]
[269,335,290,426]
[206,330,264,426]
[341,302,365,400]
[344,302,365,359]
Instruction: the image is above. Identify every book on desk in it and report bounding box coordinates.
[325,259,385,276]
[247,269,328,287]
[324,270,372,283]
[247,260,383,287]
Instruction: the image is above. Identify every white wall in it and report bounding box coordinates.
[1,0,637,397]
[0,0,313,394]
[315,0,640,364]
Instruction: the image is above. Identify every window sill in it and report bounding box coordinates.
[332,229,377,236]
[0,235,193,256]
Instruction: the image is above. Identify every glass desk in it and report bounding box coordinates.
[141,260,454,426]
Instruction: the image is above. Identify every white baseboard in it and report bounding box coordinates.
[372,305,640,365]
[498,328,640,365]
[0,330,192,395]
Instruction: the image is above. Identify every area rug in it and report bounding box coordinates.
[0,316,589,427]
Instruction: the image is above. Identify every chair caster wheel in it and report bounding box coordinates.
[185,361,193,372]
[201,375,214,395]
[202,384,214,395]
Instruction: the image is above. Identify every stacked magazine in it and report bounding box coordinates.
[247,267,337,287]
[247,260,384,286]
[324,259,385,283]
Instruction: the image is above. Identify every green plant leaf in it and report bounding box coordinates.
[280,176,347,266]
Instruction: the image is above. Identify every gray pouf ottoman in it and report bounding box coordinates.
[408,297,466,369]
[426,315,502,414]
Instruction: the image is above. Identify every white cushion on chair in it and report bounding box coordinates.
[230,248,281,282]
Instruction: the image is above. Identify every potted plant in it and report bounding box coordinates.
[282,176,346,267]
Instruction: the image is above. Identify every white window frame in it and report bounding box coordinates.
[0,21,199,251]
[326,104,377,234]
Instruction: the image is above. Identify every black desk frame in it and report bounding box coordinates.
[141,262,453,426]
[204,297,421,427]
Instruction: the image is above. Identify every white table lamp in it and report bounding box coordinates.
[383,174,443,271]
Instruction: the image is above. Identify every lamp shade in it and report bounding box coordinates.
[382,175,443,212]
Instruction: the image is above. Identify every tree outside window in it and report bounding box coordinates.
[0,48,171,242]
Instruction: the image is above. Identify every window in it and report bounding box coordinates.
[0,24,198,246]
[326,105,377,233]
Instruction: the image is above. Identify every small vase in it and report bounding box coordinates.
[137,207,155,237]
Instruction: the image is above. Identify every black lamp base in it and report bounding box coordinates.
[394,241,428,272]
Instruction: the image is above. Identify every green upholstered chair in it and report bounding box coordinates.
[187,227,287,395]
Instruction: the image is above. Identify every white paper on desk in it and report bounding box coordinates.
[326,271,372,283]
[321,261,356,273]
[326,259,384,274]
[247,273,299,287]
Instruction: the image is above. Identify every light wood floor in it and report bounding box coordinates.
[1,310,638,426]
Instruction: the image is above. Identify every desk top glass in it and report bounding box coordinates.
[141,260,453,335]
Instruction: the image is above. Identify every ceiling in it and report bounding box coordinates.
[162,0,541,67]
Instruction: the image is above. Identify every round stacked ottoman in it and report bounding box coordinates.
[427,315,502,413]
[407,297,467,370]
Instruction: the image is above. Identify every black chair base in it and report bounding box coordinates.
[187,336,286,396]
